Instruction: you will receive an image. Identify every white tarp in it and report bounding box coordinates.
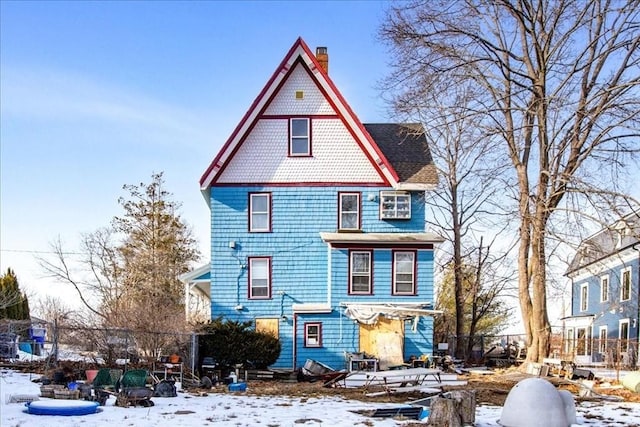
[342,302,442,330]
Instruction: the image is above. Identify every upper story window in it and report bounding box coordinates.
[339,192,360,230]
[304,322,322,347]
[600,275,609,302]
[350,251,372,295]
[249,193,271,232]
[580,283,588,312]
[290,118,310,156]
[621,267,631,301]
[393,251,416,295]
[380,191,411,219]
[248,257,271,299]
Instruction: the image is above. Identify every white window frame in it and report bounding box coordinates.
[620,267,631,301]
[565,328,574,354]
[304,322,322,348]
[338,192,360,230]
[249,193,271,232]
[619,319,630,353]
[380,191,411,219]
[290,118,310,156]
[393,251,415,295]
[249,257,271,299]
[350,251,372,294]
[580,283,588,312]
[598,326,607,355]
[600,274,609,302]
[576,326,591,356]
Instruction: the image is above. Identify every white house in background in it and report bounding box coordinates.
[180,264,211,323]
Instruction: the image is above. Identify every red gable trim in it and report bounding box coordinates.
[200,38,304,187]
[212,181,388,188]
[200,37,399,189]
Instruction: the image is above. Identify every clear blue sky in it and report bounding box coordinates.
[0,0,394,306]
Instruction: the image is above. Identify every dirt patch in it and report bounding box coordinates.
[224,368,640,407]
[6,360,638,405]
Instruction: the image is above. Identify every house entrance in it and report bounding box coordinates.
[359,316,404,369]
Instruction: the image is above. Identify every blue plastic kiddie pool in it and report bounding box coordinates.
[25,400,100,416]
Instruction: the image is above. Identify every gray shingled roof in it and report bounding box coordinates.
[566,211,640,274]
[363,123,438,185]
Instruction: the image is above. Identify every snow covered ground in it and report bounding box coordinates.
[1,370,639,426]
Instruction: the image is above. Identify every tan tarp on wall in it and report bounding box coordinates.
[255,318,279,338]
[359,317,404,369]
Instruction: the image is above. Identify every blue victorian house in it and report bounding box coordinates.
[197,38,442,371]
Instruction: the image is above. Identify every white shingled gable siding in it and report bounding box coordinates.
[264,65,335,116]
[217,118,382,183]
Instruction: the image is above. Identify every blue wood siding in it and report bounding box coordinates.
[571,256,639,342]
[209,185,436,369]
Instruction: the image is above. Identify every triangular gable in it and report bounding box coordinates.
[200,37,400,190]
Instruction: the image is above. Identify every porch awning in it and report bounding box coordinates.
[340,302,442,326]
[320,232,444,246]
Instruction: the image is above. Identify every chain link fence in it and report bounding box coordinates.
[437,331,638,370]
[0,319,201,378]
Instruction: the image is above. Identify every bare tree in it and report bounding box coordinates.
[38,229,123,323]
[381,0,640,362]
[406,82,514,359]
[38,173,200,357]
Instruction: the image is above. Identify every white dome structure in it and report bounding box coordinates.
[499,377,577,427]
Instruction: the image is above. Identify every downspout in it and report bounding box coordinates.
[293,314,298,371]
[231,248,245,310]
[327,243,332,306]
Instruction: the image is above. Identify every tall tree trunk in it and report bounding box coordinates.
[452,185,465,359]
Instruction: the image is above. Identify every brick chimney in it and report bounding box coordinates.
[316,47,328,74]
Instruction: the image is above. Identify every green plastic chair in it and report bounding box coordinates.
[118,369,149,388]
[93,368,122,389]
[90,368,122,405]
[115,369,154,407]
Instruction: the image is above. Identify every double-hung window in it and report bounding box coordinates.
[393,251,416,295]
[304,323,322,347]
[249,257,271,299]
[565,328,574,354]
[350,251,372,294]
[339,192,360,230]
[580,283,588,312]
[600,275,609,302]
[619,319,630,353]
[249,193,271,232]
[598,326,607,355]
[380,191,411,219]
[621,267,631,301]
[290,118,310,156]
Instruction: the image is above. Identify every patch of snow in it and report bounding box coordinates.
[1,370,639,426]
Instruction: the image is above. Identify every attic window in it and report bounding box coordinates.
[295,90,304,100]
[289,118,310,156]
[380,191,411,219]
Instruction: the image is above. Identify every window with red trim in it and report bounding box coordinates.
[350,251,372,294]
[304,322,322,347]
[393,251,416,295]
[290,118,310,156]
[249,257,271,299]
[249,193,271,232]
[339,192,360,230]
